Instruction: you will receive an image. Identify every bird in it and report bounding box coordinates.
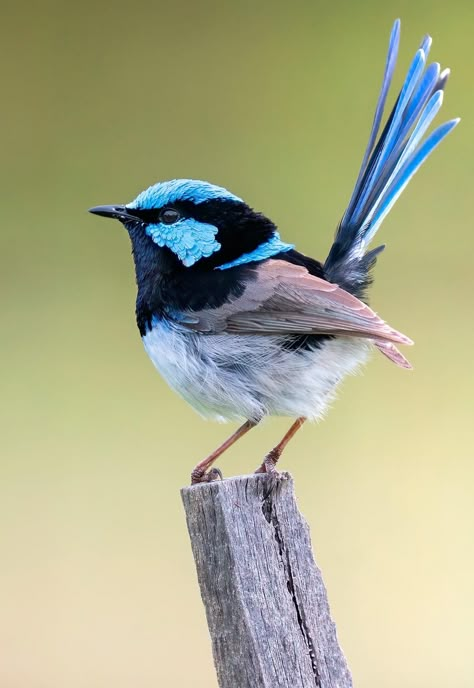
[89,19,458,484]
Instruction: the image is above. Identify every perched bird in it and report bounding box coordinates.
[90,20,458,483]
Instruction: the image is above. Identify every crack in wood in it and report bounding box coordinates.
[262,482,321,686]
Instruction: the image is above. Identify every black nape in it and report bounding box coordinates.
[179,198,278,270]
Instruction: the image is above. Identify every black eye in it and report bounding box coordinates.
[160,208,181,225]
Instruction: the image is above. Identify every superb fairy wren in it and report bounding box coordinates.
[90,20,458,483]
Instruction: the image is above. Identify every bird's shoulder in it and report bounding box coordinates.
[165,249,327,316]
[274,248,326,278]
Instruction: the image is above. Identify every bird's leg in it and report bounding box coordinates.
[255,417,306,474]
[191,419,258,484]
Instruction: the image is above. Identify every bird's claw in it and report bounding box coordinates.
[191,466,223,485]
[254,448,281,476]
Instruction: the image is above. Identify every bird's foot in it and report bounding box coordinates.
[190,466,223,485]
[254,448,281,476]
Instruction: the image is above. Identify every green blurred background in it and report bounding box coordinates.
[1,0,473,685]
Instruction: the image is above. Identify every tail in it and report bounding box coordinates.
[324,18,459,295]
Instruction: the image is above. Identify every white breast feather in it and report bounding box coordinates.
[142,320,371,422]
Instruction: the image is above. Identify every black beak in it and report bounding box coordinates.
[88,205,136,221]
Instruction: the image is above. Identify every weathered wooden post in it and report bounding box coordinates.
[181,473,352,688]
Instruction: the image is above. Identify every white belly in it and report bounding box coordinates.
[142,320,371,422]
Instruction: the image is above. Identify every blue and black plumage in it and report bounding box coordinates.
[89,20,458,482]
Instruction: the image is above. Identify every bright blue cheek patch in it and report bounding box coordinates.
[145,219,221,267]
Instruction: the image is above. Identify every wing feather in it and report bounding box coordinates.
[180,260,412,351]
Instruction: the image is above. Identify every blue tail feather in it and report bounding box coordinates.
[350,48,427,228]
[343,19,400,225]
[364,117,459,244]
[435,67,451,92]
[419,34,432,60]
[363,89,444,235]
[325,19,458,292]
[354,64,441,226]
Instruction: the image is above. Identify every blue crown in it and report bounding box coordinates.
[127,179,243,210]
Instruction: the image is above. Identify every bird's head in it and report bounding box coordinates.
[89,179,292,272]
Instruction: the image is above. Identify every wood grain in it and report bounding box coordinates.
[181,473,352,688]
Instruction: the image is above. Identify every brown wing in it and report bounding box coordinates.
[183,260,412,354]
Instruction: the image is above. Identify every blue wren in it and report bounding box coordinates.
[89,20,458,483]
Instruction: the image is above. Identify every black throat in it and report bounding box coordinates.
[130,228,258,335]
